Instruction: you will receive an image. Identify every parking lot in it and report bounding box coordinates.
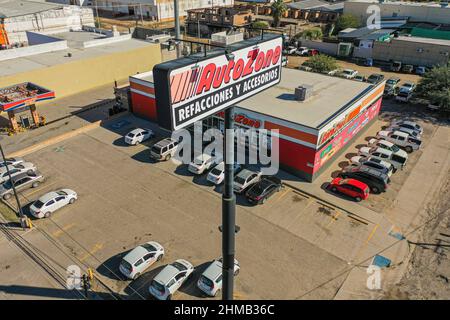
[0,114,396,300]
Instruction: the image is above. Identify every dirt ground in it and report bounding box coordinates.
[386,169,450,300]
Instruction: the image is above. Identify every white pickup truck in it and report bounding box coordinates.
[377,130,422,153]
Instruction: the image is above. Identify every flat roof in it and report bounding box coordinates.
[0,38,156,78]
[235,68,372,129]
[0,0,62,18]
[51,31,107,49]
[395,36,450,46]
[130,70,154,83]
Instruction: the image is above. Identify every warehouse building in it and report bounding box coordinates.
[129,68,385,182]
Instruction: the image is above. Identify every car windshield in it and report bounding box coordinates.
[151,280,165,292]
[249,183,264,195]
[172,262,187,271]
[120,259,132,272]
[151,145,162,153]
[386,79,396,85]
[211,168,223,176]
[127,133,135,138]
[2,181,12,189]
[56,191,67,196]
[200,275,214,288]
[33,200,45,209]
[398,91,409,97]
[141,243,157,252]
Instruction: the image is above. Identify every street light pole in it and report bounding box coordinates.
[222,106,236,300]
[174,0,181,58]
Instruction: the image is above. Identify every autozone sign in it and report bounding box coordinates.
[216,111,262,128]
[153,35,283,131]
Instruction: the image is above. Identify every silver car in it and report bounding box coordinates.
[150,138,179,161]
[197,258,240,297]
[149,259,195,300]
[0,172,44,200]
[29,189,77,219]
[233,169,261,194]
[0,162,36,183]
[119,241,164,280]
[0,157,24,168]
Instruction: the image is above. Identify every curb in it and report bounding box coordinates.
[7,112,130,158]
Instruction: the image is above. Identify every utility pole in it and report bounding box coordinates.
[94,0,100,29]
[174,0,181,58]
[139,3,144,26]
[0,144,28,228]
[222,106,236,300]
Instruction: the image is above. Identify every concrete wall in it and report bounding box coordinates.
[0,45,162,99]
[299,39,339,56]
[344,1,450,25]
[0,39,68,62]
[372,38,450,67]
[4,6,95,44]
[83,34,132,48]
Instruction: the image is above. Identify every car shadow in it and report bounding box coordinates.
[112,137,129,147]
[178,261,211,298]
[124,265,166,299]
[338,161,349,169]
[235,193,254,207]
[174,164,191,177]
[131,149,153,164]
[96,249,131,281]
[355,144,366,149]
[330,170,342,179]
[345,153,357,160]
[192,174,212,187]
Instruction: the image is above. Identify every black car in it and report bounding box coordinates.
[245,176,282,205]
[339,166,390,194]
[367,73,385,84]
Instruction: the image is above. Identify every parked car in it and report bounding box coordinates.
[149,259,195,300]
[384,77,401,96]
[399,82,416,93]
[119,241,164,280]
[353,75,366,82]
[206,162,241,185]
[427,102,442,111]
[124,128,154,145]
[377,130,421,153]
[245,176,282,205]
[307,49,319,56]
[368,139,408,160]
[350,155,396,174]
[295,47,309,56]
[339,166,390,194]
[329,177,370,202]
[283,46,297,55]
[0,157,24,168]
[0,172,44,200]
[188,153,216,175]
[197,258,240,297]
[150,138,179,161]
[29,189,77,219]
[360,145,408,170]
[233,169,261,194]
[340,69,358,79]
[390,120,423,135]
[401,64,414,73]
[390,60,402,72]
[367,73,385,84]
[0,162,36,183]
[346,159,394,177]
[415,66,427,76]
[395,90,413,103]
[383,85,398,98]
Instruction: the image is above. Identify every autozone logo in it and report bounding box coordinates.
[170,45,282,105]
[216,111,261,128]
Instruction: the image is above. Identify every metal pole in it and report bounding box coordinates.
[174,0,181,58]
[94,0,100,29]
[139,4,144,25]
[222,106,236,300]
[0,144,25,220]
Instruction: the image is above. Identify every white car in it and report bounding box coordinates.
[0,162,37,183]
[395,90,413,103]
[149,259,195,300]
[29,189,77,219]
[206,162,241,185]
[377,130,421,153]
[233,169,261,194]
[0,157,24,168]
[188,153,216,175]
[119,241,164,280]
[361,147,407,170]
[283,46,297,55]
[390,120,423,135]
[341,69,358,79]
[197,258,240,297]
[399,82,416,93]
[295,47,309,56]
[349,156,394,176]
[367,139,408,159]
[124,128,154,145]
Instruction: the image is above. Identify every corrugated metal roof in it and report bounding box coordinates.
[288,0,344,11]
[0,0,62,19]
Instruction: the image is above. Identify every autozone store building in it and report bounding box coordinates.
[129,65,384,182]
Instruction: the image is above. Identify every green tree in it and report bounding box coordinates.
[303,54,338,73]
[301,28,323,40]
[414,64,450,112]
[335,14,361,32]
[251,20,269,29]
[271,0,287,28]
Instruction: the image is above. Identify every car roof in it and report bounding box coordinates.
[378,140,394,147]
[129,128,145,134]
[374,147,392,155]
[123,245,148,264]
[393,130,409,137]
[387,77,400,81]
[154,265,179,284]
[155,138,175,147]
[401,120,417,126]
[236,169,255,178]
[37,192,60,203]
[10,172,29,183]
[342,178,368,190]
[202,260,222,281]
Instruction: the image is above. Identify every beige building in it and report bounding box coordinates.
[372,36,450,67]
[344,0,450,25]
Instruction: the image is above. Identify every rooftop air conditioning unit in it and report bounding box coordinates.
[295,85,313,101]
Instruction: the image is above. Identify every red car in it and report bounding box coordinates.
[329,177,369,202]
[307,49,319,56]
